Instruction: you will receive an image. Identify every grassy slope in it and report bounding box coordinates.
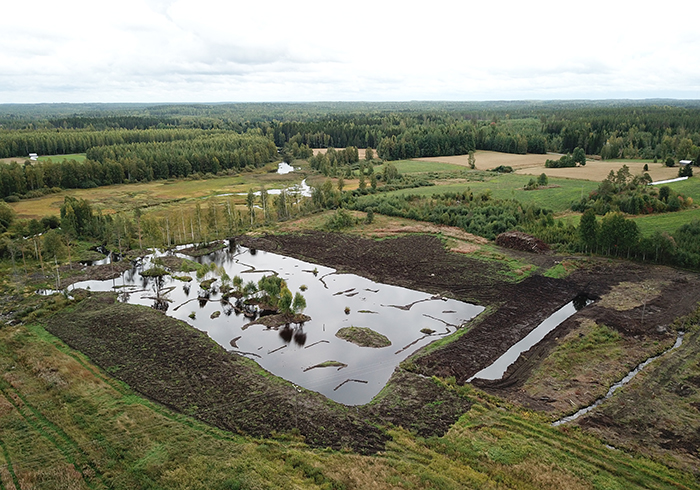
[1,317,696,489]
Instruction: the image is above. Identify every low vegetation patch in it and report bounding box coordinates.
[597,280,665,311]
[336,326,391,348]
[523,319,675,414]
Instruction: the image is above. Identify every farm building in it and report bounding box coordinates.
[679,159,694,166]
[28,153,38,160]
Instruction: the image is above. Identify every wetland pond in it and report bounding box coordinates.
[68,242,484,405]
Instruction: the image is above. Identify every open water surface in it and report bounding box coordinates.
[469,294,593,382]
[68,242,484,405]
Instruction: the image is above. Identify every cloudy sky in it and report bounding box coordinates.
[2,0,699,103]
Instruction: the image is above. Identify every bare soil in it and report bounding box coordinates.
[42,231,700,460]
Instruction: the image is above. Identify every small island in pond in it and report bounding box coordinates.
[335,326,391,348]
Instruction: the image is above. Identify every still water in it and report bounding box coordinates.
[68,242,484,405]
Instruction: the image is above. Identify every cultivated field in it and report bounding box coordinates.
[415,151,682,182]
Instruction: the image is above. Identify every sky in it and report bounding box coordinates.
[2,0,699,104]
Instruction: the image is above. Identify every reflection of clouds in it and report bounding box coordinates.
[69,244,484,404]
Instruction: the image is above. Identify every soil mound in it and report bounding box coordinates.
[496,231,550,254]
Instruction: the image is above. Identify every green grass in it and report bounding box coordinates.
[634,208,700,236]
[655,176,700,201]
[470,244,538,281]
[383,172,599,213]
[37,153,87,162]
[374,159,467,174]
[1,269,698,488]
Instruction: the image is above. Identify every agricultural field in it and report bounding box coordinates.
[414,151,682,183]
[0,153,87,165]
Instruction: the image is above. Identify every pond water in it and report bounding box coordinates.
[468,294,593,382]
[277,162,295,174]
[219,179,312,198]
[67,242,484,405]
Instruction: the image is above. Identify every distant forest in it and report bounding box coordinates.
[2,100,700,199]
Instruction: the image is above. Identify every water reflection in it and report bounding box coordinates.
[67,242,484,405]
[469,294,593,382]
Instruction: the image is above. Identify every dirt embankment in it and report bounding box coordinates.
[44,232,700,458]
[45,294,387,453]
[235,233,584,383]
[44,291,473,453]
[235,233,700,407]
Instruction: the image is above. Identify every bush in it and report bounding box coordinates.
[491,165,513,173]
[324,209,356,230]
[679,165,693,178]
[4,195,20,203]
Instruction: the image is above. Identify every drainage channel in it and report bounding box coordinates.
[552,331,685,427]
[468,294,592,383]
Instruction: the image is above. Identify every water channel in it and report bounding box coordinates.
[468,294,593,382]
[552,332,685,426]
[67,243,484,405]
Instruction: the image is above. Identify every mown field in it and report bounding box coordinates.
[414,151,681,182]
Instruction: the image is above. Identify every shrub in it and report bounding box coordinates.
[679,165,693,178]
[324,209,356,231]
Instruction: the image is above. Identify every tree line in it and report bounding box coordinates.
[4,102,700,170]
[0,128,214,159]
[0,133,278,199]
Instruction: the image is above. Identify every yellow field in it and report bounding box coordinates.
[313,148,372,160]
[9,166,305,219]
[415,151,550,170]
[414,151,680,182]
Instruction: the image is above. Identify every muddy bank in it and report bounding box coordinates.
[236,233,585,384]
[45,293,386,453]
[43,232,700,457]
[44,292,473,452]
[235,233,700,406]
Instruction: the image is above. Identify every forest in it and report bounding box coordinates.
[2,100,700,270]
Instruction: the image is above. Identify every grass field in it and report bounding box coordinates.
[382,173,599,214]
[8,164,305,219]
[0,153,87,164]
[634,208,700,236]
